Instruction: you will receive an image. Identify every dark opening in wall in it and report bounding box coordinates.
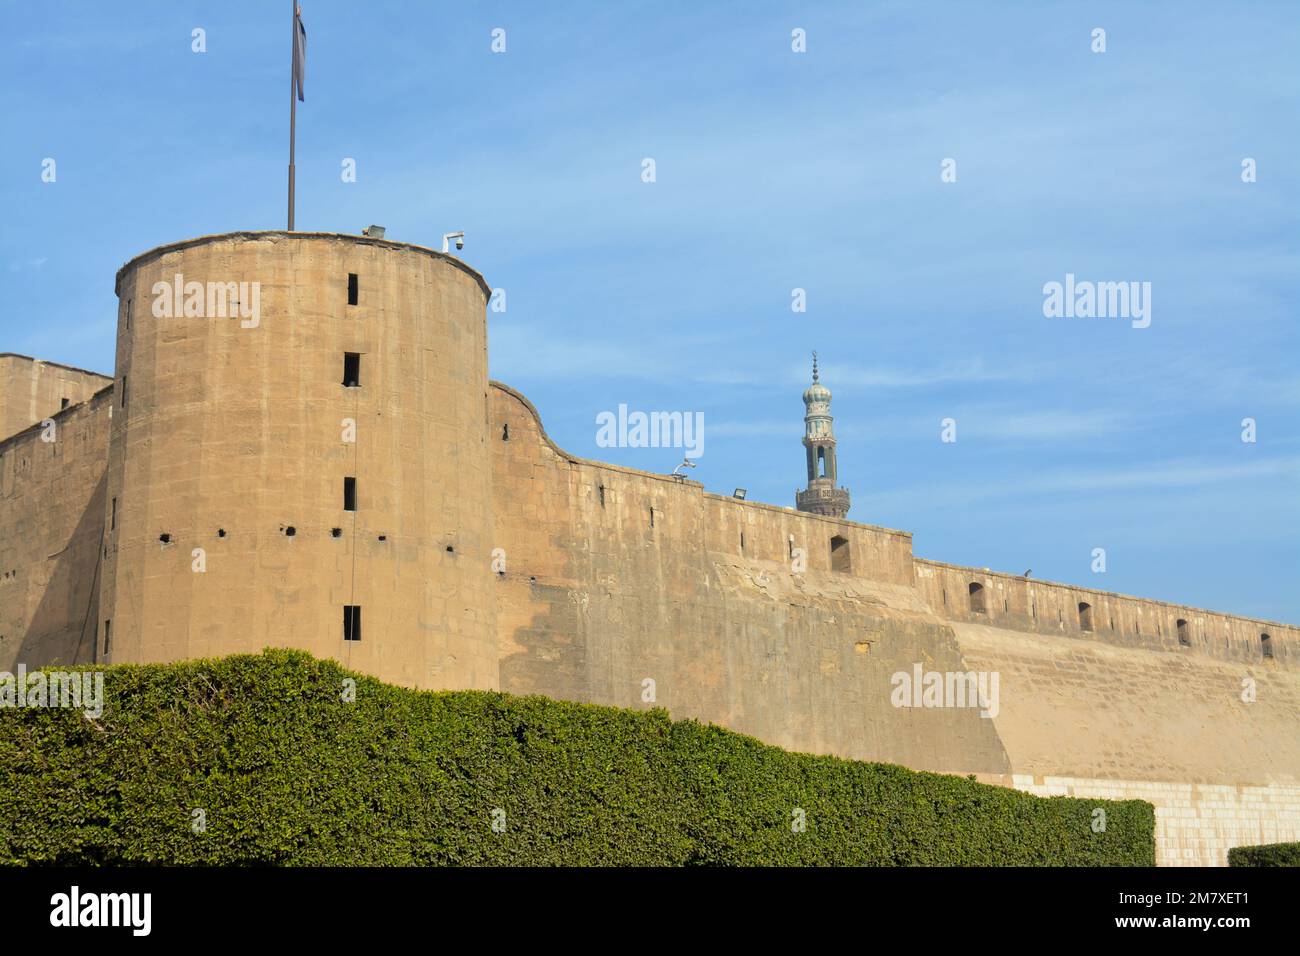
[740,532,745,551]
[120,374,128,409]
[598,485,605,508]
[445,545,454,553]
[343,353,361,387]
[1078,602,1093,632]
[1261,633,1273,658]
[159,533,171,544]
[649,506,655,528]
[331,527,342,538]
[347,273,358,306]
[285,526,296,537]
[502,424,509,441]
[125,299,131,330]
[1177,619,1190,646]
[343,605,361,642]
[830,535,851,573]
[110,497,117,530]
[344,477,357,512]
[61,397,69,409]
[378,535,387,541]
[217,529,226,538]
[103,619,111,656]
[968,582,986,614]
[1004,599,1009,613]
[1031,600,1036,619]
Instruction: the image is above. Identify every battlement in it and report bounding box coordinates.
[915,558,1294,666]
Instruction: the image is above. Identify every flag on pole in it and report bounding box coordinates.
[292,5,307,102]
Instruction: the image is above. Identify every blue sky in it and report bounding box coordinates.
[3,1,1297,621]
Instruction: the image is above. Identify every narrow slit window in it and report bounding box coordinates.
[103,619,111,655]
[343,605,361,642]
[344,476,357,512]
[120,374,128,409]
[347,273,358,306]
[343,352,361,387]
[1177,619,1190,646]
[110,497,117,530]
[502,423,509,441]
[125,299,131,330]
[1261,633,1273,659]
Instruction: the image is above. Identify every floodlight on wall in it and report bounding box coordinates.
[362,225,386,239]
[442,231,465,253]
[733,488,747,499]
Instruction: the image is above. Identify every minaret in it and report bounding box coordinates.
[795,352,851,518]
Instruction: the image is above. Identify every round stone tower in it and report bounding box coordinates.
[795,352,851,518]
[100,231,497,690]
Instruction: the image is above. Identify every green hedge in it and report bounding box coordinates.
[0,650,1154,866]
[1228,842,1300,867]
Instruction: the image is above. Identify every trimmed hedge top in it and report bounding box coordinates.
[0,650,1154,866]
[1228,842,1300,867]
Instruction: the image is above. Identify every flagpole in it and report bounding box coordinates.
[287,0,297,231]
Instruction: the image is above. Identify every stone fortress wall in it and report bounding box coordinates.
[2,231,1296,865]
[0,354,110,442]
